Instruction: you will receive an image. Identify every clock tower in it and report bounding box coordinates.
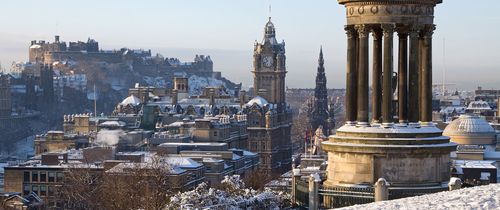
[246,18,292,174]
[252,17,286,106]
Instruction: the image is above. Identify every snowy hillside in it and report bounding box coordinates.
[340,184,500,210]
[188,75,233,95]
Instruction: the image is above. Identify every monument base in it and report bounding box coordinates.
[322,123,456,191]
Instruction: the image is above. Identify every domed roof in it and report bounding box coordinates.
[120,95,141,106]
[443,114,496,143]
[246,96,268,107]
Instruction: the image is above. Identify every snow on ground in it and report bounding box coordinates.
[188,75,227,95]
[340,184,500,210]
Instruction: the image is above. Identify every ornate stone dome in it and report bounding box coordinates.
[120,95,141,106]
[443,114,496,145]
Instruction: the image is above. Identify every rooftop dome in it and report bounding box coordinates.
[120,95,141,106]
[443,114,496,145]
[246,96,268,107]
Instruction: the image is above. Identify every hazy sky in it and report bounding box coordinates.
[1,0,499,90]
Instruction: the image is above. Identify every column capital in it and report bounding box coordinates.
[355,24,370,38]
[381,24,395,37]
[396,26,409,39]
[409,25,423,38]
[344,25,356,39]
[421,24,436,38]
[371,27,383,40]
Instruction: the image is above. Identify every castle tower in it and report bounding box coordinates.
[322,0,456,196]
[252,18,287,106]
[246,18,292,174]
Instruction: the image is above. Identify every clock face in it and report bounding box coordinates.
[262,56,273,68]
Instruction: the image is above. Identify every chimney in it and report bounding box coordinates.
[172,89,178,105]
[55,35,60,43]
[239,90,246,107]
[41,154,60,166]
[209,89,215,106]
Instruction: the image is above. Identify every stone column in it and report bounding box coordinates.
[308,173,321,210]
[291,169,301,206]
[408,25,421,123]
[345,26,358,124]
[356,24,370,126]
[420,25,435,123]
[374,178,390,201]
[382,24,394,125]
[397,29,409,123]
[371,28,383,124]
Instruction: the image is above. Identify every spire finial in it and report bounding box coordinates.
[318,46,324,66]
[269,0,272,20]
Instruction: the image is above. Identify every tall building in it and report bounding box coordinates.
[40,64,54,104]
[0,74,11,117]
[308,48,336,135]
[322,0,456,196]
[246,18,293,174]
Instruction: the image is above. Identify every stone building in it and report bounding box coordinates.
[0,74,11,117]
[443,114,500,185]
[247,18,293,174]
[322,0,456,195]
[307,48,336,135]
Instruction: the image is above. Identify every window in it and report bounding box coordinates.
[251,142,257,151]
[32,171,39,182]
[23,185,30,195]
[32,185,39,195]
[48,172,55,182]
[48,186,54,197]
[40,171,47,182]
[24,171,30,182]
[214,131,218,137]
[40,185,47,196]
[56,172,64,182]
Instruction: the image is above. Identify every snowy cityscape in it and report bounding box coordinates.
[1,0,500,210]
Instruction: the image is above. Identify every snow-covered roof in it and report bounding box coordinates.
[99,121,126,127]
[162,157,202,168]
[339,183,500,210]
[443,114,496,137]
[246,96,268,107]
[454,160,497,169]
[30,45,41,49]
[120,95,141,106]
[467,100,492,110]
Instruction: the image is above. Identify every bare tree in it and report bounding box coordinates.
[58,157,177,209]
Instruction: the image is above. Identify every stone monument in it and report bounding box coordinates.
[322,0,456,193]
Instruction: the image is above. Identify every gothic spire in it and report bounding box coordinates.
[319,46,324,67]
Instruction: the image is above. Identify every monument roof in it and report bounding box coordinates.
[443,114,496,137]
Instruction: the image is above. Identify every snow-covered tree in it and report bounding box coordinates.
[165,175,291,209]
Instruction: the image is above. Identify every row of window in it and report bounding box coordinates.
[250,141,271,151]
[23,184,56,197]
[24,171,64,183]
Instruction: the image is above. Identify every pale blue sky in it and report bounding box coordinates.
[1,0,499,90]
